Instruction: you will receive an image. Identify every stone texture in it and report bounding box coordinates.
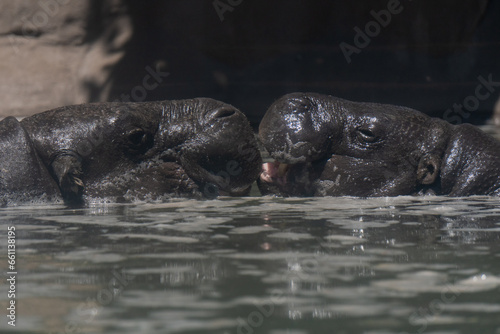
[0,0,131,117]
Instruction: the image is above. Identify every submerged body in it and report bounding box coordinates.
[1,98,261,205]
[258,93,500,197]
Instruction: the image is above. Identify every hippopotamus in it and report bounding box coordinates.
[258,92,500,197]
[0,98,261,206]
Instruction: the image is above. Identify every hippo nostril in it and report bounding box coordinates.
[211,108,237,119]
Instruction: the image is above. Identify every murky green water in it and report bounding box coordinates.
[1,195,500,334]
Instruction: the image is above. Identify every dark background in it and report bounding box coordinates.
[84,0,500,126]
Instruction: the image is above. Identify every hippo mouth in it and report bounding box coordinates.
[83,158,201,201]
[260,161,289,185]
[157,150,255,198]
[155,159,252,198]
[258,153,427,197]
[258,159,326,196]
[87,157,253,202]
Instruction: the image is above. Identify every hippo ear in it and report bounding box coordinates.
[417,153,440,185]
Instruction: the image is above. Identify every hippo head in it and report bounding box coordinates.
[258,93,451,197]
[146,98,262,198]
[21,98,262,204]
[85,98,262,202]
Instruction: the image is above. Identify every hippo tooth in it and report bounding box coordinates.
[260,163,275,183]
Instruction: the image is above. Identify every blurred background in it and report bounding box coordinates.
[1,0,500,126]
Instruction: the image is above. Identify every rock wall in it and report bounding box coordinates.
[0,0,131,117]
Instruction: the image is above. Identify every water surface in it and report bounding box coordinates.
[1,195,499,334]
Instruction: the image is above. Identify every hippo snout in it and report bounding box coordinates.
[258,92,500,197]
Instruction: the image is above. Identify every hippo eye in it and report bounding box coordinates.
[126,128,153,155]
[128,129,146,145]
[356,128,378,143]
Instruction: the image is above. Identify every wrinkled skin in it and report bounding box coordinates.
[0,98,261,206]
[258,93,500,197]
[0,117,60,206]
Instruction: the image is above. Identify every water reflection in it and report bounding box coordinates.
[0,196,499,334]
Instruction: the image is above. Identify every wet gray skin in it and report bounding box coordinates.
[258,92,500,197]
[0,117,60,206]
[0,98,261,205]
